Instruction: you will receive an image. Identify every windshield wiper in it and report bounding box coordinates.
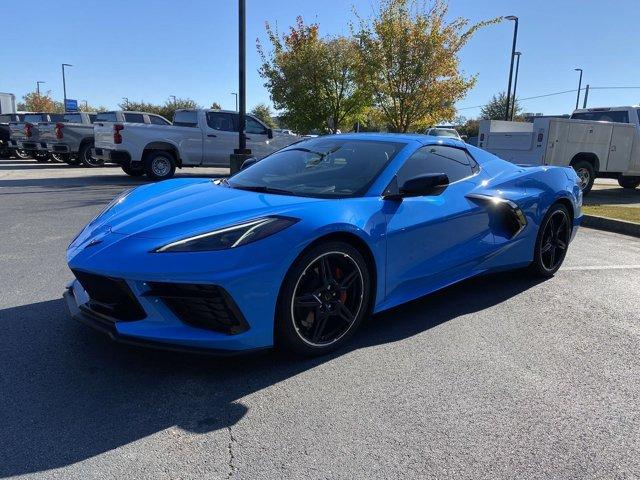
[231,184,296,195]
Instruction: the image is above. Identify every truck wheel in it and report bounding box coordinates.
[572,160,595,195]
[50,153,67,163]
[144,151,176,180]
[80,142,103,167]
[618,176,640,190]
[14,149,30,160]
[122,164,145,177]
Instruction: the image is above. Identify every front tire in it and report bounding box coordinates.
[275,241,371,356]
[572,160,595,195]
[618,175,640,190]
[14,149,30,160]
[50,152,67,163]
[528,204,572,277]
[144,151,176,180]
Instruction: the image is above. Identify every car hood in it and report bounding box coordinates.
[97,178,324,240]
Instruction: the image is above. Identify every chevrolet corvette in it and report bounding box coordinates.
[64,134,582,356]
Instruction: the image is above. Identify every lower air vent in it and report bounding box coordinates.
[144,283,249,335]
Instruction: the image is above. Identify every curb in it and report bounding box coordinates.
[582,214,640,239]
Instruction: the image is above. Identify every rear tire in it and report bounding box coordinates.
[618,176,640,190]
[528,203,572,278]
[122,164,145,177]
[14,149,30,160]
[275,241,371,356]
[80,142,103,167]
[50,153,67,163]
[571,160,595,195]
[144,151,176,180]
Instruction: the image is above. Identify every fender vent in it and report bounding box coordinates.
[467,194,527,239]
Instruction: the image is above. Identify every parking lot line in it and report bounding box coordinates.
[561,264,640,271]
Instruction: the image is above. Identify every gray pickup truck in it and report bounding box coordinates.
[39,112,98,166]
[9,112,64,162]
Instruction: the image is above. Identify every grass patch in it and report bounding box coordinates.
[583,205,640,223]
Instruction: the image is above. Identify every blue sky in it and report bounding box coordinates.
[2,0,639,117]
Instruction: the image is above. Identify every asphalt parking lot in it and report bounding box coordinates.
[1,160,639,479]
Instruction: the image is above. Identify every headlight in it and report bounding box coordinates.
[155,216,299,253]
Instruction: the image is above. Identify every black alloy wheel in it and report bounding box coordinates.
[277,242,371,356]
[529,204,572,277]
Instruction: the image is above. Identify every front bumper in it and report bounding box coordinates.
[92,148,131,165]
[63,286,260,355]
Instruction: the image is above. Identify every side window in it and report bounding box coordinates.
[246,116,267,135]
[173,110,199,127]
[149,115,170,125]
[397,146,476,185]
[124,113,144,123]
[96,112,117,122]
[206,112,236,131]
[89,114,97,123]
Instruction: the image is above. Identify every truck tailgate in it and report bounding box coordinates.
[38,123,56,145]
[94,123,115,149]
[9,123,27,142]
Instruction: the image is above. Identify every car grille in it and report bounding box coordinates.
[72,269,147,321]
[144,282,249,335]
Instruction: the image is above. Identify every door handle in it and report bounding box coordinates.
[207,134,217,137]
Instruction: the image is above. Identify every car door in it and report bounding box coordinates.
[384,145,495,300]
[203,111,238,166]
[244,115,271,158]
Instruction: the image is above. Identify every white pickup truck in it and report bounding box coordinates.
[92,109,299,179]
[478,106,640,194]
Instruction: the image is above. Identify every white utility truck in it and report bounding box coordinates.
[93,109,299,179]
[478,106,640,194]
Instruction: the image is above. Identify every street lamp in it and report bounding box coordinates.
[503,16,518,121]
[61,63,73,112]
[36,81,45,95]
[511,52,522,120]
[231,92,238,111]
[82,100,88,111]
[574,68,583,111]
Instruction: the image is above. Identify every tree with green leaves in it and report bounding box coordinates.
[211,102,222,110]
[250,103,276,128]
[354,0,499,132]
[479,92,522,120]
[258,17,370,134]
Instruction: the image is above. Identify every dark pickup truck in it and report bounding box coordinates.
[0,113,29,159]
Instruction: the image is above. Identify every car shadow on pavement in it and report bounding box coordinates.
[585,187,640,206]
[0,270,544,477]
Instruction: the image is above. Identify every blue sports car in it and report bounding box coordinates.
[64,134,582,356]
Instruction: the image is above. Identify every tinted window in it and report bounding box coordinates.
[173,110,198,127]
[426,128,460,139]
[96,112,117,122]
[207,112,235,131]
[124,113,144,123]
[0,114,13,123]
[63,114,82,123]
[397,146,476,184]
[149,115,170,125]
[229,138,405,198]
[246,116,267,134]
[24,114,44,123]
[49,114,64,122]
[571,111,629,123]
[636,110,640,125]
[89,114,97,123]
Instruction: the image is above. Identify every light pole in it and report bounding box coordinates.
[503,16,518,121]
[82,100,88,111]
[36,81,45,95]
[510,52,521,120]
[574,68,583,111]
[61,63,73,112]
[231,92,238,111]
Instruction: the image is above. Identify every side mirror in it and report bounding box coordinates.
[385,173,449,199]
[267,128,273,139]
[240,157,258,170]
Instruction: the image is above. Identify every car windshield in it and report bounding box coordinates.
[228,138,406,198]
[427,129,459,138]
